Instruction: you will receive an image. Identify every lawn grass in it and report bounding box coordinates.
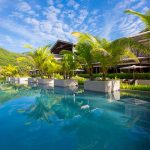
[121,83,150,91]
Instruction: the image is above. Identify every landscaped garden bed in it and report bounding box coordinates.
[79,73,150,80]
[121,83,150,91]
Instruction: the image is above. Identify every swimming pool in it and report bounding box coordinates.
[0,84,150,150]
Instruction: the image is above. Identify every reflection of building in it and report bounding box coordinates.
[124,99,150,123]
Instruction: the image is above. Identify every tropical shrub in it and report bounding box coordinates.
[42,55,61,78]
[72,75,87,85]
[16,56,34,77]
[0,77,5,82]
[0,65,18,77]
[53,73,63,79]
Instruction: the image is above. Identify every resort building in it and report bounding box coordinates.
[50,31,150,73]
[117,31,150,73]
[29,31,150,76]
[50,40,74,61]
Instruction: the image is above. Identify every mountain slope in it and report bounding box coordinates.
[0,47,22,66]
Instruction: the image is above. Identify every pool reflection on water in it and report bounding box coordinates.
[0,83,150,150]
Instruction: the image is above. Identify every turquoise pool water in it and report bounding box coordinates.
[0,84,150,150]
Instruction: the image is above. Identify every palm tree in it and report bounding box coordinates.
[95,38,143,80]
[72,32,148,80]
[124,9,150,30]
[24,45,57,78]
[60,50,81,79]
[43,55,61,78]
[72,32,107,80]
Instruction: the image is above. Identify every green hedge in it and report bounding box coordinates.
[79,73,150,79]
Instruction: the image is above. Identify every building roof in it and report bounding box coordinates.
[130,31,150,47]
[50,40,74,54]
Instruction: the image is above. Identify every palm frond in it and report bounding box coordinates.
[125,9,145,18]
[125,9,150,29]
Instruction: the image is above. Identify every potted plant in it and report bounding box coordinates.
[38,54,61,85]
[24,45,56,85]
[72,32,147,92]
[72,32,107,81]
[54,51,80,87]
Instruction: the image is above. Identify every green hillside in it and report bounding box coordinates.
[0,47,22,66]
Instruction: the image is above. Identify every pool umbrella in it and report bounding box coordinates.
[74,69,84,72]
[120,65,149,79]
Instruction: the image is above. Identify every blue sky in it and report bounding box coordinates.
[0,0,149,53]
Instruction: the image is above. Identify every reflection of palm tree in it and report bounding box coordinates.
[25,89,90,123]
[25,91,62,123]
[0,84,39,104]
[52,97,82,120]
[27,97,52,122]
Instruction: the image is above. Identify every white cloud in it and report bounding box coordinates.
[0,34,29,52]
[77,9,88,23]
[91,10,99,15]
[98,0,147,39]
[10,11,24,19]
[24,17,40,26]
[47,0,54,5]
[132,0,146,10]
[17,1,31,12]
[142,6,149,12]
[57,3,64,8]
[67,0,80,9]
[16,1,39,17]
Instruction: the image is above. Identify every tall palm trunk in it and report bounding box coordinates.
[102,72,106,81]
[102,69,107,81]
[89,67,93,80]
